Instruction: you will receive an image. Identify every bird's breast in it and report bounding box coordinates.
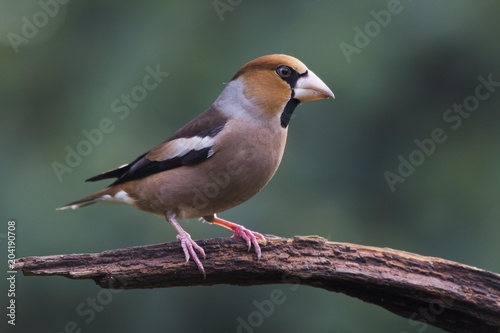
[130,121,288,218]
[200,122,288,212]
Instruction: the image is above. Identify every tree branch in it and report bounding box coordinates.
[14,235,500,333]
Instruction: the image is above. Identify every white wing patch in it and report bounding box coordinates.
[152,136,215,161]
[100,190,135,206]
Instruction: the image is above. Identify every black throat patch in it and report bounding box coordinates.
[280,98,300,128]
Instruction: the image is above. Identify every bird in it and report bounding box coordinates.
[57,54,334,276]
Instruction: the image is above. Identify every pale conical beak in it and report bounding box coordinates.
[293,69,334,102]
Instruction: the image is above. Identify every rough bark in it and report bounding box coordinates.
[13,235,500,333]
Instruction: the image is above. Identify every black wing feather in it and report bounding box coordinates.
[85,153,146,182]
[108,147,211,186]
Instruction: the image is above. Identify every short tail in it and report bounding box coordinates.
[56,195,100,211]
[56,187,134,211]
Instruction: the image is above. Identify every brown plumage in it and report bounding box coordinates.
[58,54,334,276]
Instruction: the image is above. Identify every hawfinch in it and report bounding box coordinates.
[58,54,334,276]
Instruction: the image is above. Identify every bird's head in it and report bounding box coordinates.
[215,54,334,128]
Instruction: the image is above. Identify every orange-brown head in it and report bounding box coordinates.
[215,54,334,128]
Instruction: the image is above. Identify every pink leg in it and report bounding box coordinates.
[166,213,206,277]
[205,215,266,259]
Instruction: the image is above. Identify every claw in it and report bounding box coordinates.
[208,215,267,260]
[176,232,206,278]
[167,214,207,278]
[233,226,265,258]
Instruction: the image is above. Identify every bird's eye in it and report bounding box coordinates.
[276,65,292,78]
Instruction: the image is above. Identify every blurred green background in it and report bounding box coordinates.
[1,1,499,332]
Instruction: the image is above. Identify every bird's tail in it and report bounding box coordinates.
[56,194,100,211]
[56,187,134,211]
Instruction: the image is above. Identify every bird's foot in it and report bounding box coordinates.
[205,214,267,260]
[167,214,206,277]
[176,231,206,277]
[231,225,267,260]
